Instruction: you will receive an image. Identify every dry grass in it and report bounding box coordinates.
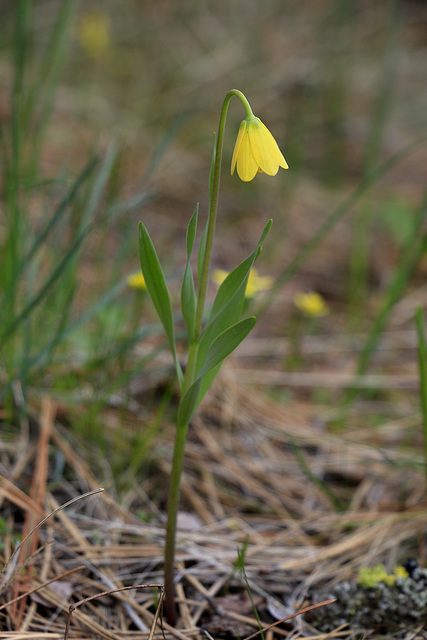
[1,355,427,640]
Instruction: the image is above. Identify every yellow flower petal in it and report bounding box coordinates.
[255,119,288,171]
[231,121,246,176]
[231,115,288,182]
[212,267,273,298]
[293,292,329,318]
[246,268,274,297]
[211,269,229,287]
[236,124,259,182]
[248,118,279,176]
[127,272,146,290]
[78,12,111,60]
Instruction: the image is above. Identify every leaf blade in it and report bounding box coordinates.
[179,316,256,425]
[138,222,183,386]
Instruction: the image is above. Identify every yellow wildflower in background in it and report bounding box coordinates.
[212,267,274,298]
[293,291,330,318]
[231,116,288,182]
[127,272,146,290]
[78,12,112,60]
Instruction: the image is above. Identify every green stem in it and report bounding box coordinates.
[163,89,251,625]
[163,420,189,625]
[194,89,252,343]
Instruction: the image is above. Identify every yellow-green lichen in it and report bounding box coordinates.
[394,565,409,579]
[357,564,408,588]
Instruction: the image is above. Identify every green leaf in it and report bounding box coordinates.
[186,204,199,258]
[196,363,221,409]
[210,253,254,321]
[181,262,196,343]
[210,220,272,321]
[195,220,272,375]
[195,281,245,376]
[138,222,183,387]
[177,378,202,427]
[178,317,256,425]
[181,205,199,343]
[198,316,256,379]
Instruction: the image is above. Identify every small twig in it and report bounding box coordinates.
[63,584,164,640]
[242,599,336,640]
[0,541,50,598]
[0,565,85,612]
[149,587,166,640]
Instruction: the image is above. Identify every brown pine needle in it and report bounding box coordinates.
[242,599,337,640]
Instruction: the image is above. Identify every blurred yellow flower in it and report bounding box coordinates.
[78,12,111,60]
[212,267,274,298]
[127,272,146,290]
[293,291,329,318]
[231,116,288,182]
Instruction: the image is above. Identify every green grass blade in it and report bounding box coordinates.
[25,0,79,172]
[0,225,88,349]
[22,157,98,272]
[81,143,118,230]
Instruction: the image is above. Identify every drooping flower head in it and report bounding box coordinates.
[231,115,288,182]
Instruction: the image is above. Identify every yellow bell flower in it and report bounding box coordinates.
[212,267,274,298]
[293,291,330,318]
[231,116,288,182]
[78,12,111,60]
[127,272,146,290]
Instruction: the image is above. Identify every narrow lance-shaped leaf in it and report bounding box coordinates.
[197,135,216,284]
[210,219,272,320]
[178,316,256,425]
[138,222,183,387]
[195,220,272,375]
[198,316,256,379]
[186,203,199,257]
[181,204,199,342]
